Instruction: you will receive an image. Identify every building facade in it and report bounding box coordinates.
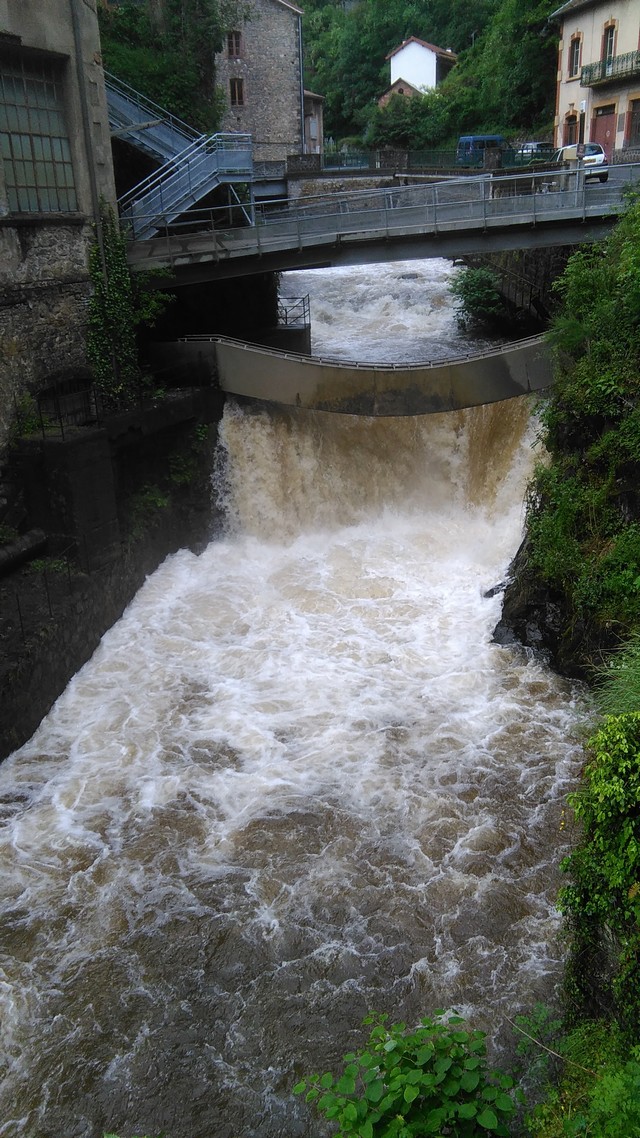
[214,0,305,167]
[0,0,116,450]
[303,89,324,156]
[378,37,456,106]
[553,0,640,157]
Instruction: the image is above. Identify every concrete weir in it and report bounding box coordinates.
[207,334,553,415]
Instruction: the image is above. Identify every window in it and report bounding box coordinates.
[227,30,242,58]
[230,77,244,107]
[603,25,615,60]
[568,36,581,77]
[0,53,77,213]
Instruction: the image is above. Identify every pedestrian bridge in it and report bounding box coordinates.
[166,333,552,415]
[126,163,640,284]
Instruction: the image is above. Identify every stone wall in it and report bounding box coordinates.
[215,0,303,164]
[461,245,573,324]
[0,221,93,453]
[288,174,397,202]
[0,0,117,455]
[0,407,223,760]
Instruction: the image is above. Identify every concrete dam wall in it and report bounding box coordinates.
[172,334,553,416]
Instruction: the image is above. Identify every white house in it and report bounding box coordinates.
[378,36,456,106]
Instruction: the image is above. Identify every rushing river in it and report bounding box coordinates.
[0,260,586,1138]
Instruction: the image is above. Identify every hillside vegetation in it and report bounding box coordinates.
[302,0,558,146]
[99,0,558,146]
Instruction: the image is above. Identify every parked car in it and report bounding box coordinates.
[517,141,554,158]
[456,134,506,166]
[552,142,608,182]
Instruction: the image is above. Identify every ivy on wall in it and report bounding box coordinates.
[87,206,172,409]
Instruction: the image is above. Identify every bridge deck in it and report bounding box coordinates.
[126,164,640,283]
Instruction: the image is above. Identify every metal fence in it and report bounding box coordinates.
[0,542,83,648]
[277,295,310,327]
[123,162,640,275]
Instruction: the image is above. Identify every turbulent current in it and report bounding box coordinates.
[0,260,587,1137]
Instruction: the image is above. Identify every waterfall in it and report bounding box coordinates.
[0,260,587,1138]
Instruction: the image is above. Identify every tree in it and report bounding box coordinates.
[99,0,250,132]
[302,0,556,144]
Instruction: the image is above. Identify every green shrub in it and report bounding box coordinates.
[595,634,640,716]
[521,1019,640,1138]
[450,267,506,329]
[559,714,640,1038]
[294,1011,520,1137]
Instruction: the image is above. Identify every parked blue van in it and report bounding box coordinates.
[456,135,506,166]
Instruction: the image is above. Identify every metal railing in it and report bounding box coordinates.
[581,50,640,86]
[2,542,83,648]
[105,71,201,153]
[320,148,558,173]
[123,163,640,270]
[118,133,253,239]
[277,295,310,326]
[178,331,547,372]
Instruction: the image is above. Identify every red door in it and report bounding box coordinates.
[591,104,616,158]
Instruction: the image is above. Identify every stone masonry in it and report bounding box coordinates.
[0,0,117,454]
[215,0,304,165]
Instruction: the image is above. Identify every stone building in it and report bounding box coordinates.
[552,0,640,157]
[0,0,117,452]
[214,0,305,167]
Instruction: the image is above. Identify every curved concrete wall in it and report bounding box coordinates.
[209,335,553,415]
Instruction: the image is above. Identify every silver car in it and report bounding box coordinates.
[553,142,608,182]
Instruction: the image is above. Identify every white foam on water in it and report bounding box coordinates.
[0,260,588,1138]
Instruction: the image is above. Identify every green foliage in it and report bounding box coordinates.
[521,1019,640,1138]
[523,199,640,640]
[559,714,640,1037]
[10,393,47,439]
[124,482,170,543]
[27,557,69,575]
[450,267,506,330]
[595,634,640,717]
[303,0,556,144]
[98,0,248,131]
[87,206,172,410]
[364,91,451,151]
[294,1011,519,1137]
[0,524,19,545]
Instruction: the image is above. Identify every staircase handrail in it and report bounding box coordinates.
[104,70,201,146]
[117,133,253,212]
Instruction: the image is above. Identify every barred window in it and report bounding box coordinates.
[0,53,78,213]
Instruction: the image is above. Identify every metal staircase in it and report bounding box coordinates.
[105,72,254,239]
[105,72,202,162]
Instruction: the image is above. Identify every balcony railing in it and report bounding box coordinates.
[581,50,640,86]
